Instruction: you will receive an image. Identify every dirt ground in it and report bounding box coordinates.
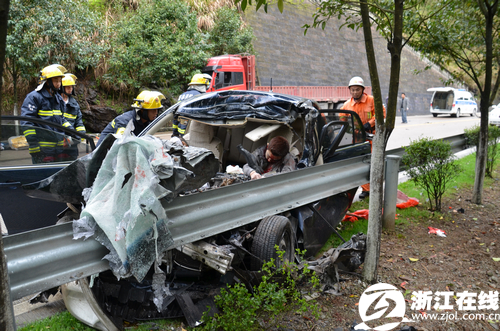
[262,181,500,331]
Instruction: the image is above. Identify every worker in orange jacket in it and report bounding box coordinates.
[340,76,385,199]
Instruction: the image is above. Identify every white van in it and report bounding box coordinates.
[428,87,477,117]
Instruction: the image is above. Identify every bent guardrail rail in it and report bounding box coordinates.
[3,134,467,302]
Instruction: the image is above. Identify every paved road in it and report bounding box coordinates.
[386,114,480,150]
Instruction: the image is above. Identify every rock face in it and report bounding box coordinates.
[82,106,118,133]
[73,83,118,133]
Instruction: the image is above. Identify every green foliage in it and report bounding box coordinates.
[88,0,108,13]
[464,125,500,177]
[6,0,108,83]
[18,311,95,331]
[200,247,319,331]
[209,7,254,56]
[105,0,209,92]
[402,136,461,211]
[409,0,500,103]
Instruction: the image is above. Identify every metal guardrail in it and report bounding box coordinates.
[5,154,370,301]
[3,134,467,301]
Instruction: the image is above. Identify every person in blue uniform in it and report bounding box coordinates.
[21,64,72,164]
[96,90,165,147]
[59,73,86,160]
[173,73,212,137]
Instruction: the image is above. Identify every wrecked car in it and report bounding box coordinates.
[1,90,371,330]
[0,116,96,235]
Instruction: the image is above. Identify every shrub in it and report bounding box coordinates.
[105,0,209,94]
[200,248,319,331]
[464,125,500,177]
[402,136,461,211]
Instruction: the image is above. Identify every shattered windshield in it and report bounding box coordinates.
[175,91,311,123]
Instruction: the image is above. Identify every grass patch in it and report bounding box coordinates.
[18,311,95,331]
[18,311,184,331]
[321,152,483,254]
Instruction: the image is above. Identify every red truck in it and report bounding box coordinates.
[202,54,372,109]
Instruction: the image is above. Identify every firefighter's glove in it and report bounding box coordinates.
[363,122,371,132]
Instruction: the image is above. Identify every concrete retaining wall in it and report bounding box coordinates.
[243,3,465,115]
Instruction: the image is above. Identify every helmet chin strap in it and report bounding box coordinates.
[353,87,364,101]
[138,109,151,124]
[46,79,60,95]
[62,87,74,97]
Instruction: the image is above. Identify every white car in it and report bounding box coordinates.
[428,87,477,117]
[489,105,500,126]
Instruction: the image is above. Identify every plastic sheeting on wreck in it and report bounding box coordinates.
[70,125,219,283]
[176,90,316,122]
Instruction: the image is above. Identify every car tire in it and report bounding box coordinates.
[432,113,438,118]
[454,109,460,118]
[251,215,295,270]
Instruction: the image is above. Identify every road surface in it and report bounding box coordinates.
[386,114,480,150]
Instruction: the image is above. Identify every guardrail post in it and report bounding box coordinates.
[1,235,16,331]
[383,155,401,231]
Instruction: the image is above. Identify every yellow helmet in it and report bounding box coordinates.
[39,64,67,83]
[131,91,166,110]
[62,74,77,86]
[188,73,210,86]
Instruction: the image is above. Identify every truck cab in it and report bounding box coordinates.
[203,54,256,92]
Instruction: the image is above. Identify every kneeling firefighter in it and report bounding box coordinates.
[97,90,165,147]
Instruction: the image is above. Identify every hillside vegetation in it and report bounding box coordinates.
[2,0,254,112]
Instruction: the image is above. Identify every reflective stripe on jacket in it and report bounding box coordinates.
[21,88,70,155]
[97,110,147,147]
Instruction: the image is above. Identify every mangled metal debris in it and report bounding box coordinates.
[71,126,218,283]
[307,233,367,294]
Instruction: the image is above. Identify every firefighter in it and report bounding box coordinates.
[59,73,86,160]
[340,76,379,199]
[173,73,212,137]
[96,90,165,147]
[21,64,72,164]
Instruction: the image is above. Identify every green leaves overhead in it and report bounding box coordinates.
[408,0,500,99]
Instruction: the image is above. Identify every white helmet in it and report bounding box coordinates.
[348,76,365,88]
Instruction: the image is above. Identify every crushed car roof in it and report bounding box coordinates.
[174,90,318,123]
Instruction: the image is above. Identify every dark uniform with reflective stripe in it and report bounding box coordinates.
[21,88,71,163]
[60,94,86,160]
[97,110,147,147]
[173,89,202,137]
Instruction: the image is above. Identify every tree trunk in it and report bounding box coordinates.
[0,0,15,330]
[472,0,496,204]
[360,0,403,283]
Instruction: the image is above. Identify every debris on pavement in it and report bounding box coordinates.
[428,226,447,237]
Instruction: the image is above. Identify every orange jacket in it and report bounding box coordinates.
[340,93,376,127]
